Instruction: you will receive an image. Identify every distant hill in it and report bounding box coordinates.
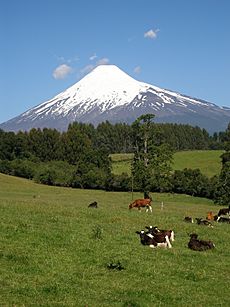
[110,150,223,178]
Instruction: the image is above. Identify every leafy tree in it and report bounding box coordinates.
[214,162,230,206]
[61,122,92,165]
[131,114,173,193]
[172,168,212,198]
[214,123,230,205]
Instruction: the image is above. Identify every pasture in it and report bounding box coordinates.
[110,150,223,177]
[1,173,230,306]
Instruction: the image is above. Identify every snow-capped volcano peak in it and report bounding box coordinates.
[1,64,230,133]
[49,64,150,113]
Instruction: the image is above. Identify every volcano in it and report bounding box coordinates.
[1,64,230,133]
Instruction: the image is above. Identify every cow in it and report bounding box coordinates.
[217,206,230,217]
[184,216,194,223]
[206,211,214,221]
[214,215,230,223]
[88,201,98,208]
[129,198,152,213]
[195,218,213,228]
[188,233,215,251]
[135,230,171,248]
[145,225,175,242]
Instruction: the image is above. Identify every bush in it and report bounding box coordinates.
[106,173,131,191]
[0,159,36,179]
[81,167,107,189]
[34,161,75,186]
[171,168,212,198]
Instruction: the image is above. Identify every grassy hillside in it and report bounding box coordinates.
[172,150,223,178]
[0,173,229,306]
[111,150,223,177]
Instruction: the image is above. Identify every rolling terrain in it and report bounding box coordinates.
[111,150,223,177]
[0,172,229,306]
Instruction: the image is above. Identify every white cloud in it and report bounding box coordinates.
[54,54,79,63]
[89,53,97,61]
[80,57,110,77]
[134,66,141,74]
[96,58,109,65]
[52,64,73,79]
[144,29,159,39]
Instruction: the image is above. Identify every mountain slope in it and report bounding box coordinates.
[1,64,230,133]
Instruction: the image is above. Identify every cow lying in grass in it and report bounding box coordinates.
[217,205,230,217]
[206,211,214,221]
[195,218,213,228]
[184,216,194,223]
[145,225,175,242]
[188,233,215,251]
[88,201,98,208]
[136,228,172,249]
[214,215,230,223]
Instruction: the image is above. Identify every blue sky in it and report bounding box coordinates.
[1,0,230,124]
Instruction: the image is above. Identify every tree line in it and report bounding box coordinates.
[0,118,230,205]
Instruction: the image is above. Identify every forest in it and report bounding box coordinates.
[0,117,230,205]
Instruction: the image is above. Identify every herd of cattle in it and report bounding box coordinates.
[129,198,230,252]
[88,198,230,252]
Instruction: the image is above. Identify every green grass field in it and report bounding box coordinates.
[111,150,223,177]
[1,172,230,306]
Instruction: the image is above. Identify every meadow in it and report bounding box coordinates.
[1,172,230,306]
[110,150,223,177]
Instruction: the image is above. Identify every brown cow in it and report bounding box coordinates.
[206,211,214,221]
[129,198,152,213]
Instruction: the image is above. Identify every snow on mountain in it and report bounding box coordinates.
[1,64,230,133]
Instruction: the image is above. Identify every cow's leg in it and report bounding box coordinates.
[146,206,149,213]
[165,235,172,248]
[149,205,152,213]
[170,231,175,242]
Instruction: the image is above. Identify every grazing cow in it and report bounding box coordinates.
[184,216,194,223]
[214,215,230,223]
[206,211,214,221]
[195,218,213,228]
[146,225,175,242]
[129,198,152,213]
[188,233,215,251]
[217,206,230,217]
[88,201,98,208]
[135,230,171,248]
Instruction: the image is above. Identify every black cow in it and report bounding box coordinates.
[188,233,215,251]
[88,201,98,208]
[195,218,213,228]
[217,205,230,217]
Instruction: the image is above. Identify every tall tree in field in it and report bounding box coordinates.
[131,114,173,193]
[214,122,230,205]
[214,161,230,206]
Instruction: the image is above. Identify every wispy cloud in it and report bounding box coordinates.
[54,54,79,63]
[89,53,97,61]
[52,64,73,79]
[80,57,110,77]
[97,58,109,65]
[134,66,141,74]
[144,29,159,39]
